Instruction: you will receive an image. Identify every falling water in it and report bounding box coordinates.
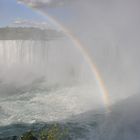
[0,40,48,66]
[1,36,140,140]
[1,0,140,139]
[0,34,105,127]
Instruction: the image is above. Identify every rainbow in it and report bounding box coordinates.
[18,2,111,111]
[43,14,111,110]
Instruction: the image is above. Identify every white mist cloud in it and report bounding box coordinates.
[17,0,75,8]
[11,19,51,29]
[16,0,140,101]
[18,0,51,7]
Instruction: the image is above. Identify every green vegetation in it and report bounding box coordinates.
[20,124,69,140]
[21,131,37,140]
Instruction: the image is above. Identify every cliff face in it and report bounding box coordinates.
[0,27,64,40]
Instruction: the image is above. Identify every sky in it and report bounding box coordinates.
[0,0,49,27]
[0,0,74,28]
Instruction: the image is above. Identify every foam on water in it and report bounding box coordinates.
[1,91,140,140]
[0,84,104,126]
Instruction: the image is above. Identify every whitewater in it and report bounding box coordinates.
[0,38,140,140]
[1,0,140,139]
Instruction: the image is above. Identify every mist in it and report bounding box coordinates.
[0,0,140,139]
[0,39,96,97]
[36,0,140,101]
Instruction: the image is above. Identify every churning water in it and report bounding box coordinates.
[0,36,140,140]
[0,37,104,137]
[1,0,140,139]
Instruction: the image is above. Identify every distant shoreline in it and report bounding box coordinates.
[0,27,64,41]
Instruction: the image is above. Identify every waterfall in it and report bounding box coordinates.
[0,40,49,66]
[0,38,92,98]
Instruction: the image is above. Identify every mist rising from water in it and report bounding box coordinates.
[0,38,105,126]
[0,38,97,98]
[0,1,140,139]
[37,0,140,101]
